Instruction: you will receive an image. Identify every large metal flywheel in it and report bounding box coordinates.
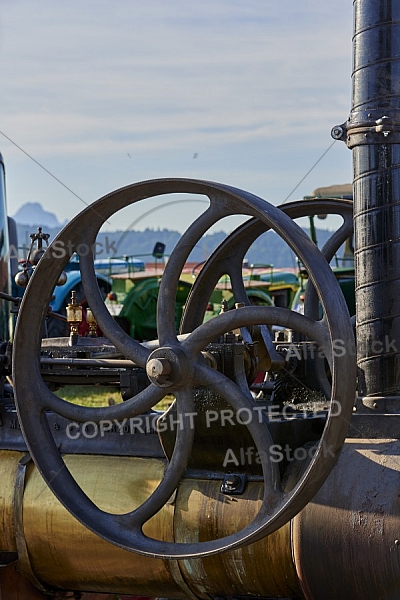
[12,179,356,559]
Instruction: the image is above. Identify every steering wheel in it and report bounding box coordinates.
[12,179,356,559]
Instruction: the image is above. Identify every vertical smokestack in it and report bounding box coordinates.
[333,1,400,403]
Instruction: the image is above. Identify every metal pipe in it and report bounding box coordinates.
[40,357,137,368]
[334,1,400,402]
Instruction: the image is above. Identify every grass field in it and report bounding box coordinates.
[55,385,172,411]
[55,385,122,407]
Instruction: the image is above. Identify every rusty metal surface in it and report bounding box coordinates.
[292,439,400,600]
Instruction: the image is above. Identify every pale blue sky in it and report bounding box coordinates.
[0,0,354,233]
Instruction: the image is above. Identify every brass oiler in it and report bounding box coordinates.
[85,308,98,337]
[66,290,83,344]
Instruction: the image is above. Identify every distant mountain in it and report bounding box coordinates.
[92,226,337,268]
[12,202,67,228]
[13,210,339,269]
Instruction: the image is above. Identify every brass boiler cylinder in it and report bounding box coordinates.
[1,441,400,599]
[0,450,299,599]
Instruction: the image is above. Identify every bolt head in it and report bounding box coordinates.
[146,357,171,380]
[225,475,241,489]
[331,125,344,140]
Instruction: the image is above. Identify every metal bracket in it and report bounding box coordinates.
[332,115,400,147]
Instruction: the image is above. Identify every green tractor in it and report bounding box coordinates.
[292,184,355,317]
[109,262,300,342]
[107,184,354,343]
